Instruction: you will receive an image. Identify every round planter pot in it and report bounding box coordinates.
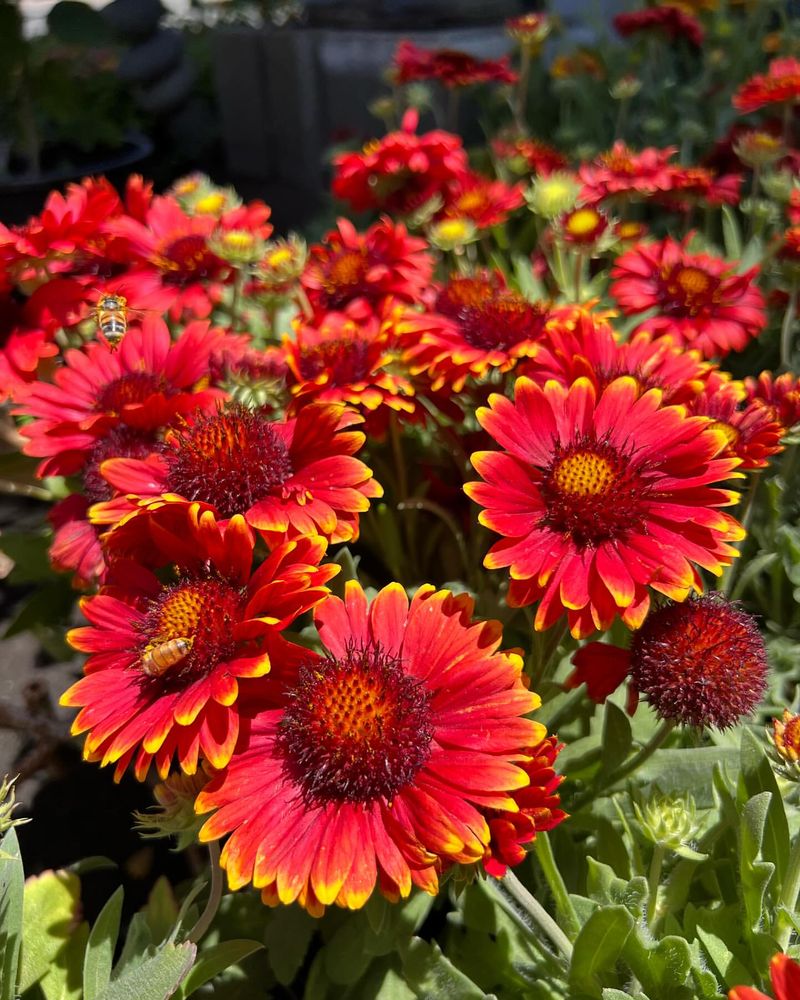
[0,133,154,225]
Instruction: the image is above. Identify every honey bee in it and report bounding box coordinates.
[94,294,129,349]
[141,637,193,678]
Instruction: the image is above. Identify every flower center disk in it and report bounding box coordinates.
[540,438,649,547]
[140,578,245,682]
[163,405,293,518]
[97,373,166,413]
[277,642,434,806]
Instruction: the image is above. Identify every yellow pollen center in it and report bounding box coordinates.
[194,193,227,215]
[436,218,471,241]
[266,247,293,268]
[566,208,602,236]
[676,266,711,296]
[456,191,486,213]
[153,586,205,642]
[554,451,616,497]
[750,132,782,151]
[222,231,255,252]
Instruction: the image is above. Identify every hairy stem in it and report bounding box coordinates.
[534,833,581,940]
[188,841,224,944]
[492,870,574,960]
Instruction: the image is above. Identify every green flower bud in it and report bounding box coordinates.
[633,791,706,861]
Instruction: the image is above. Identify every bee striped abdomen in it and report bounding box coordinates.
[141,637,193,677]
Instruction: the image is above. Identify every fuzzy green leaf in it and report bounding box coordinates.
[95,941,196,1000]
[84,887,124,1000]
[569,905,634,993]
[178,939,263,997]
[19,869,81,994]
[0,828,24,1000]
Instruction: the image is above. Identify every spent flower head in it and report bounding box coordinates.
[134,770,209,850]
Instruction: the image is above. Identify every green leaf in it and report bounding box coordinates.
[113,912,153,978]
[400,937,486,999]
[84,887,124,1000]
[721,206,742,260]
[600,703,632,776]
[142,878,179,946]
[738,728,790,885]
[95,941,196,1000]
[19,869,81,994]
[40,922,89,1000]
[179,939,263,997]
[264,905,316,985]
[372,966,417,1000]
[569,905,634,993]
[329,547,360,599]
[695,923,751,989]
[0,828,24,1000]
[739,791,776,932]
[323,913,372,986]
[48,0,112,44]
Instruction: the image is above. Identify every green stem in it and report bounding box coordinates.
[573,252,583,302]
[514,48,532,132]
[188,841,223,944]
[614,98,629,141]
[571,720,676,813]
[780,282,798,371]
[492,870,574,960]
[230,269,244,330]
[397,497,469,577]
[646,844,666,930]
[776,832,800,949]
[534,834,581,940]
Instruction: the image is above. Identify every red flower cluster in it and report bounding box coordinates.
[491,136,569,175]
[733,57,800,113]
[393,40,518,88]
[614,5,705,48]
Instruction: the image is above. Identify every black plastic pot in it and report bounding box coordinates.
[0,132,154,225]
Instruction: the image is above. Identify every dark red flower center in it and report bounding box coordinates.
[276,641,434,805]
[437,278,545,352]
[83,427,156,504]
[162,405,293,519]
[297,337,372,384]
[659,264,720,317]
[97,372,167,413]
[158,235,220,282]
[630,594,767,729]
[321,249,369,307]
[539,436,650,547]
[138,577,245,683]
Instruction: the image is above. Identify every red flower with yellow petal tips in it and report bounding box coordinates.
[610,236,766,358]
[438,172,525,230]
[521,306,709,406]
[746,371,800,431]
[688,371,785,470]
[302,217,432,320]
[15,317,229,478]
[483,735,566,877]
[196,581,547,915]
[61,503,337,781]
[92,401,382,546]
[283,308,419,434]
[465,376,744,638]
[733,57,800,113]
[400,272,547,392]
[578,142,677,205]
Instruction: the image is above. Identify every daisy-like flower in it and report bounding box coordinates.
[491,136,568,176]
[302,217,433,320]
[61,503,337,781]
[578,142,677,205]
[105,195,228,319]
[393,41,518,88]
[465,376,744,638]
[733,57,800,113]
[610,236,766,358]
[556,206,611,250]
[332,110,468,217]
[93,401,382,546]
[283,308,419,434]
[400,272,548,393]
[483,735,566,877]
[550,50,606,81]
[569,593,767,723]
[506,12,554,54]
[196,581,548,914]
[730,954,800,1000]
[521,306,709,406]
[438,172,525,230]
[658,166,742,210]
[688,371,785,470]
[15,317,228,477]
[745,371,800,431]
[614,6,705,48]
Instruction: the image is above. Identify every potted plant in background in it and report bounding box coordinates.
[0,0,153,224]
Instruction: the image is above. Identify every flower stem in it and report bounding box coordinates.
[492,870,574,960]
[514,49,532,132]
[188,841,223,944]
[776,833,800,949]
[780,282,798,371]
[646,844,666,929]
[534,833,581,940]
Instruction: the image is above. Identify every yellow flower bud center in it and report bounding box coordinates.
[554,451,616,497]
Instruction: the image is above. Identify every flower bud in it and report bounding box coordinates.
[525,171,581,218]
[633,790,706,860]
[134,770,208,850]
[0,775,28,838]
